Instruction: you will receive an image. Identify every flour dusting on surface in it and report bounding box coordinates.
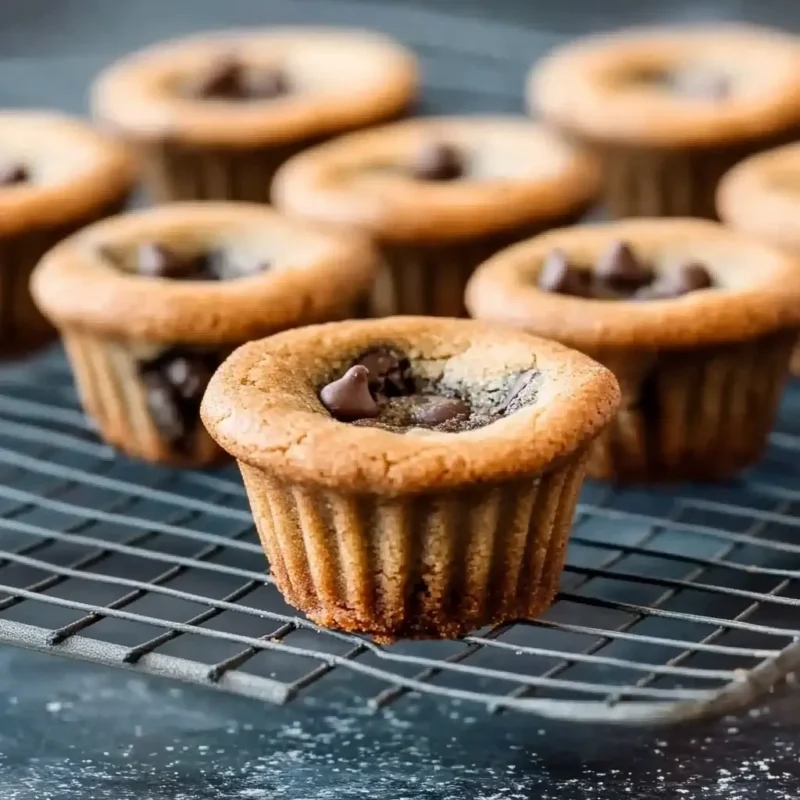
[2,647,800,799]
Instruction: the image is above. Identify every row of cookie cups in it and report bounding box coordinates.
[13,22,800,355]
[89,24,800,318]
[96,25,800,220]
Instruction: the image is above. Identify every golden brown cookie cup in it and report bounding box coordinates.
[0,112,135,358]
[718,142,800,374]
[91,28,418,204]
[200,317,619,640]
[466,219,800,483]
[31,203,378,467]
[272,116,599,317]
[528,25,800,219]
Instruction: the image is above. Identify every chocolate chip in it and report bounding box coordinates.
[538,249,590,297]
[500,369,538,413]
[187,57,289,100]
[411,396,470,427]
[677,261,714,292]
[199,247,237,281]
[0,163,28,186]
[595,241,654,291]
[189,56,245,99]
[136,243,222,280]
[320,366,380,422]
[137,243,193,279]
[139,348,218,450]
[409,141,463,181]
[354,349,414,397]
[635,261,714,300]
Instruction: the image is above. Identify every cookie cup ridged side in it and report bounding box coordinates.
[375,212,586,317]
[31,203,379,467]
[466,219,800,483]
[240,451,589,640]
[141,139,317,204]
[201,317,620,638]
[586,334,794,481]
[579,138,792,220]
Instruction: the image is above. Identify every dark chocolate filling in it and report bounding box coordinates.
[538,240,714,301]
[319,347,539,431]
[103,242,268,281]
[183,57,290,101]
[0,162,29,187]
[407,141,465,181]
[139,348,220,452]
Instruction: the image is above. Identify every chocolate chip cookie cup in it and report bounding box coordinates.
[0,111,135,357]
[528,25,800,219]
[31,203,378,467]
[91,28,418,204]
[272,116,599,317]
[717,142,800,374]
[466,219,800,483]
[200,317,619,640]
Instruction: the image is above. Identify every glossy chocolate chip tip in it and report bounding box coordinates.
[538,249,589,297]
[320,365,380,422]
[596,240,654,291]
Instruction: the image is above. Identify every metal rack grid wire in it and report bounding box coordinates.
[3,0,800,724]
[1,349,800,725]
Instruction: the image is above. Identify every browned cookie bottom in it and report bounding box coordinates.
[241,451,588,640]
[588,332,795,482]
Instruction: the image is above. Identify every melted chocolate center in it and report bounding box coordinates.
[139,348,220,452]
[185,57,290,100]
[538,240,714,300]
[319,347,539,431]
[103,242,268,281]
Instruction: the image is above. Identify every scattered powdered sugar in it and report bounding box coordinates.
[3,643,800,800]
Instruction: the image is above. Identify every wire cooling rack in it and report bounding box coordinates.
[1,347,800,725]
[3,0,800,725]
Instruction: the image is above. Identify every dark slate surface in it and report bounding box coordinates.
[2,1,800,798]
